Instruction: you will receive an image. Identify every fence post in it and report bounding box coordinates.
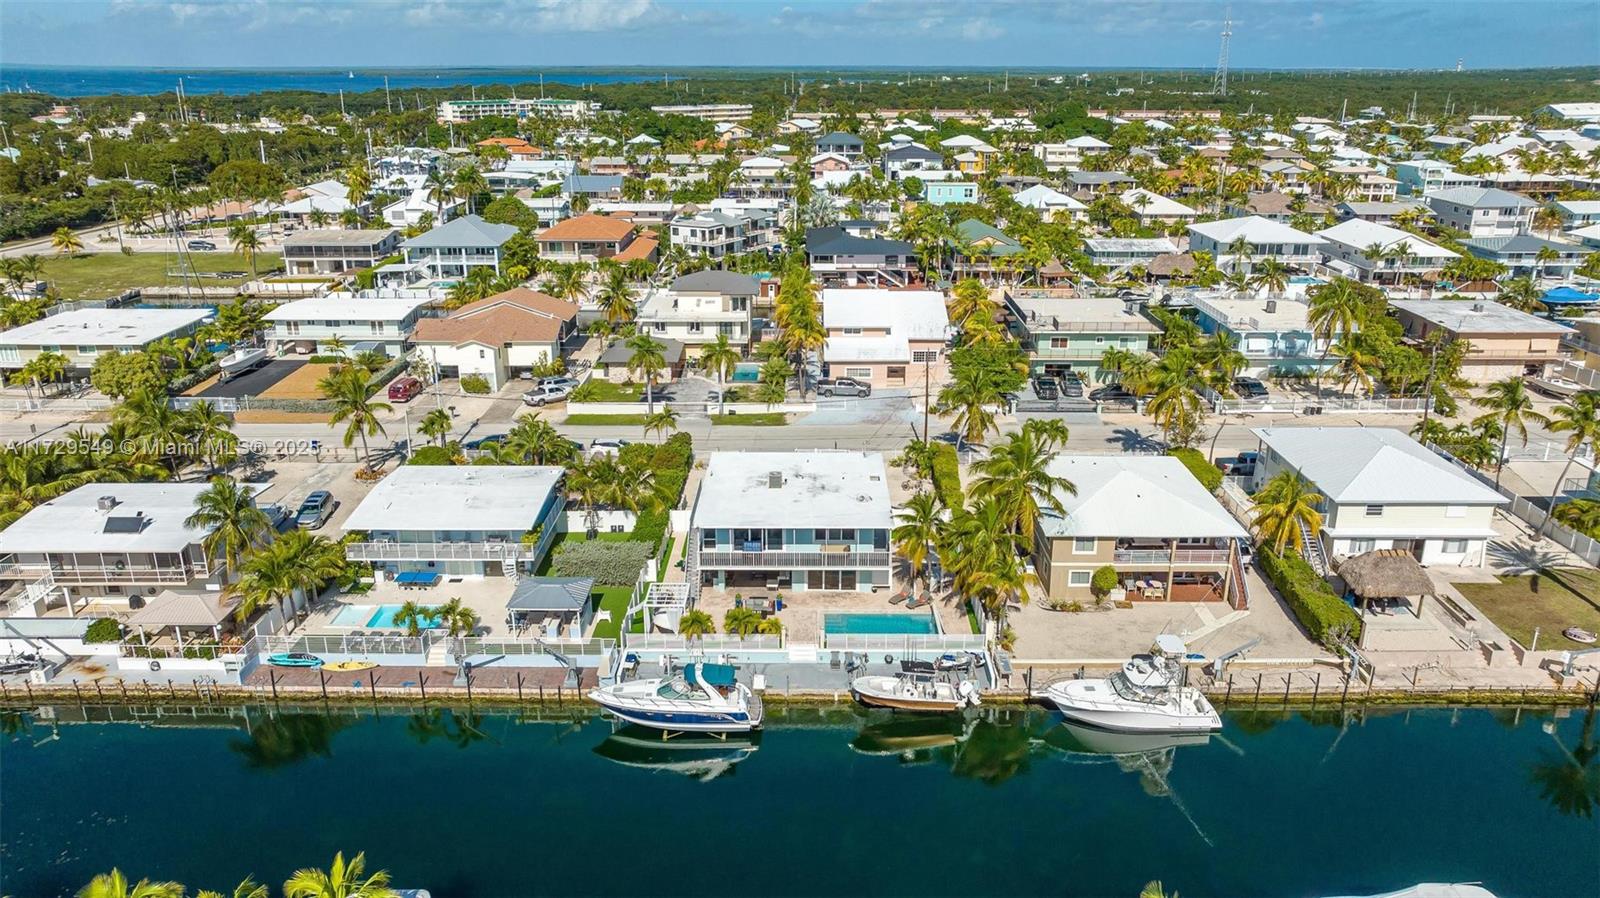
[368,671,377,702]
[1253,673,1263,706]
[1224,674,1234,706]
[269,668,278,703]
[516,671,523,703]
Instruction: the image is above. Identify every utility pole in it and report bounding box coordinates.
[923,352,931,442]
[384,76,392,113]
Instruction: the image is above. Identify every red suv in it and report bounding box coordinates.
[386,376,423,402]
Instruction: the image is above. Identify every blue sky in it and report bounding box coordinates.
[2,0,1596,69]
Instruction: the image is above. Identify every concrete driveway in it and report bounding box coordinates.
[795,388,915,427]
[195,359,305,398]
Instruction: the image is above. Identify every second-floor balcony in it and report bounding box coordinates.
[344,541,528,563]
[1113,548,1232,566]
[697,550,893,569]
[8,561,202,586]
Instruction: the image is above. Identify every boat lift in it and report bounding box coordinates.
[1207,638,1260,680]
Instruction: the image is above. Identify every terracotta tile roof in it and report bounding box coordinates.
[613,232,659,262]
[411,288,578,347]
[478,137,532,148]
[537,213,637,243]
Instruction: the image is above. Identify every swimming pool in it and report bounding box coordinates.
[330,604,444,629]
[730,362,762,383]
[823,613,937,635]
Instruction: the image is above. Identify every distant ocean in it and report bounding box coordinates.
[0,66,652,97]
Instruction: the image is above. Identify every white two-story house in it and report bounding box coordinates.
[1191,292,1333,378]
[264,295,429,356]
[402,214,520,280]
[1187,216,1328,273]
[1424,186,1537,238]
[637,271,758,355]
[668,209,777,259]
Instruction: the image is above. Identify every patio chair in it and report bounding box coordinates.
[888,590,909,605]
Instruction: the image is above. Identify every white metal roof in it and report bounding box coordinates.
[264,296,429,322]
[1035,456,1247,540]
[1251,427,1509,506]
[1189,215,1326,246]
[341,466,564,533]
[1387,299,1573,335]
[0,308,209,347]
[1014,184,1087,210]
[825,334,910,362]
[820,289,949,340]
[1119,188,1197,218]
[692,451,892,531]
[1315,219,1458,260]
[0,483,216,553]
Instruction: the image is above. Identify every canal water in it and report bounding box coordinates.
[1,704,1596,897]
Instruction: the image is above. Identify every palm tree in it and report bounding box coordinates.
[1139,882,1178,898]
[185,476,271,574]
[493,414,578,466]
[424,168,453,221]
[1329,336,1381,398]
[196,878,270,898]
[1542,391,1600,539]
[1473,377,1550,487]
[1247,257,1289,296]
[624,333,668,413]
[323,334,349,362]
[699,332,741,415]
[893,491,943,592]
[183,400,239,472]
[969,423,1075,538]
[453,165,489,215]
[418,407,452,447]
[643,407,678,443]
[678,609,716,638]
[318,365,391,468]
[948,278,996,329]
[344,158,372,209]
[1553,497,1600,538]
[283,851,397,898]
[433,596,479,637]
[943,497,1031,634]
[594,265,636,326]
[1500,276,1545,314]
[51,226,83,255]
[1306,277,1367,390]
[14,350,67,399]
[1249,471,1324,555]
[392,600,435,637]
[541,263,590,305]
[935,365,1002,450]
[76,870,184,898]
[724,606,763,638]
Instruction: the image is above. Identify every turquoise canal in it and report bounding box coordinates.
[2,704,1597,897]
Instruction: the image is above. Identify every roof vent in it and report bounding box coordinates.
[768,472,783,489]
[96,496,118,512]
[1264,299,1278,313]
[1124,300,1139,314]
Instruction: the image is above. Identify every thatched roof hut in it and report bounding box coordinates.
[1337,549,1436,620]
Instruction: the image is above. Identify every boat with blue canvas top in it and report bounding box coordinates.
[587,662,763,734]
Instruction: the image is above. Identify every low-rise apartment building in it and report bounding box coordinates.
[1191,292,1332,377]
[1004,294,1161,380]
[0,308,209,379]
[282,229,401,275]
[819,288,950,388]
[1424,187,1537,238]
[1387,298,1572,381]
[1315,219,1458,285]
[637,271,758,355]
[264,296,429,356]
[667,208,777,259]
[806,227,918,288]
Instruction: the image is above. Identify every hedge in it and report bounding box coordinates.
[931,442,963,510]
[552,538,654,586]
[1258,547,1362,648]
[1168,448,1223,492]
[84,618,123,643]
[621,433,693,547]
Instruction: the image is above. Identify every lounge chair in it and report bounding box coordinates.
[905,594,925,610]
[888,590,909,605]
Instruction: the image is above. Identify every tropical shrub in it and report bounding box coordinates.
[621,433,693,546]
[407,445,459,466]
[460,374,491,394]
[930,442,963,509]
[1091,565,1120,601]
[551,538,654,586]
[84,618,123,643]
[1257,547,1361,647]
[1168,447,1223,492]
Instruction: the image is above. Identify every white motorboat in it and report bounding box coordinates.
[851,660,980,712]
[1034,635,1222,734]
[588,662,763,734]
[1321,885,1497,898]
[218,346,269,380]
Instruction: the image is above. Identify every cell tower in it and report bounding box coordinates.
[1212,6,1233,98]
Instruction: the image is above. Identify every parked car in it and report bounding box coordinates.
[1060,378,1084,399]
[295,491,334,530]
[1215,452,1259,477]
[186,239,218,251]
[463,434,505,450]
[816,377,871,398]
[387,376,424,402]
[1088,385,1136,405]
[1233,377,1269,399]
[1032,375,1059,400]
[589,438,632,456]
[260,503,294,532]
[522,384,573,406]
[538,376,582,391]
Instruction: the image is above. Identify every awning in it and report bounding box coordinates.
[126,590,238,629]
[687,663,736,688]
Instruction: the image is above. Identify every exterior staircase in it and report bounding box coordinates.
[1298,518,1329,577]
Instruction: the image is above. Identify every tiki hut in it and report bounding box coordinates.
[1336,550,1437,620]
[1147,252,1197,280]
[1038,259,1074,287]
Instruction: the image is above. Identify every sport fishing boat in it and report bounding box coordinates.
[218,346,269,380]
[588,662,763,734]
[851,660,980,712]
[1034,635,1221,734]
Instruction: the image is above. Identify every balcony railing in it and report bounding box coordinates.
[1113,549,1231,566]
[697,550,893,569]
[13,563,200,586]
[344,541,525,562]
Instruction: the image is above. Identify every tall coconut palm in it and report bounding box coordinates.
[699,332,741,415]
[433,596,480,637]
[1306,277,1367,390]
[76,870,184,898]
[935,365,1002,450]
[182,400,239,472]
[229,225,263,277]
[418,407,452,447]
[948,278,996,329]
[195,878,270,898]
[453,165,488,215]
[424,168,453,221]
[624,333,668,413]
[318,365,391,467]
[643,407,678,443]
[14,350,67,399]
[893,491,943,592]
[1249,470,1324,555]
[185,476,271,574]
[969,423,1075,538]
[1542,391,1600,539]
[283,851,397,898]
[943,497,1030,630]
[540,263,590,305]
[1329,335,1381,398]
[594,265,636,326]
[1472,376,1550,487]
[1247,257,1290,297]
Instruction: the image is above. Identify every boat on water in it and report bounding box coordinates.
[267,652,323,668]
[1321,885,1497,898]
[587,662,763,734]
[592,727,759,781]
[849,713,974,759]
[218,347,269,380]
[1034,635,1221,734]
[851,660,980,712]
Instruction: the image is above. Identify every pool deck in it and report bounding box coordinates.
[303,578,540,638]
[692,586,968,643]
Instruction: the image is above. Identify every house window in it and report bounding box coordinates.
[846,368,871,379]
[1068,570,1093,587]
[1073,537,1096,554]
[872,529,888,550]
[1441,539,1468,554]
[1445,505,1466,518]
[1349,538,1376,554]
[912,350,938,363]
[701,531,717,550]
[688,322,702,333]
[841,327,863,335]
[1365,505,1384,517]
[77,345,97,355]
[765,529,784,550]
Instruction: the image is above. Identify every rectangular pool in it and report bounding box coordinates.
[330,604,444,629]
[823,613,937,635]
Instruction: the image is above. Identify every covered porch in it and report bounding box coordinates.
[124,589,242,649]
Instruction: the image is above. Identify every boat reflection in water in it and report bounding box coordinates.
[1039,720,1216,843]
[848,713,977,764]
[592,725,760,782]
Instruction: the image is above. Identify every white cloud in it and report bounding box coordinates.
[961,17,1003,40]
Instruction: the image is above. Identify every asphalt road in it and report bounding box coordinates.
[192,359,304,398]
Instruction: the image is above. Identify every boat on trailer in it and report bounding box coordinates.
[588,662,763,735]
[1034,635,1221,734]
[851,660,980,712]
[218,346,269,380]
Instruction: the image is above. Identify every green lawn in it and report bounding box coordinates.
[562,414,651,426]
[591,587,635,641]
[710,413,788,426]
[40,251,283,299]
[1456,568,1600,651]
[657,535,676,582]
[571,380,647,402]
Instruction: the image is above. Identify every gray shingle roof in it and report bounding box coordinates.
[671,270,760,295]
[401,214,519,249]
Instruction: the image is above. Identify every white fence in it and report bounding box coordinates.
[627,634,784,652]
[1213,395,1432,415]
[819,633,988,653]
[0,397,116,413]
[1428,443,1600,567]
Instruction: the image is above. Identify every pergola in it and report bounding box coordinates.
[1336,550,1437,621]
[125,590,240,647]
